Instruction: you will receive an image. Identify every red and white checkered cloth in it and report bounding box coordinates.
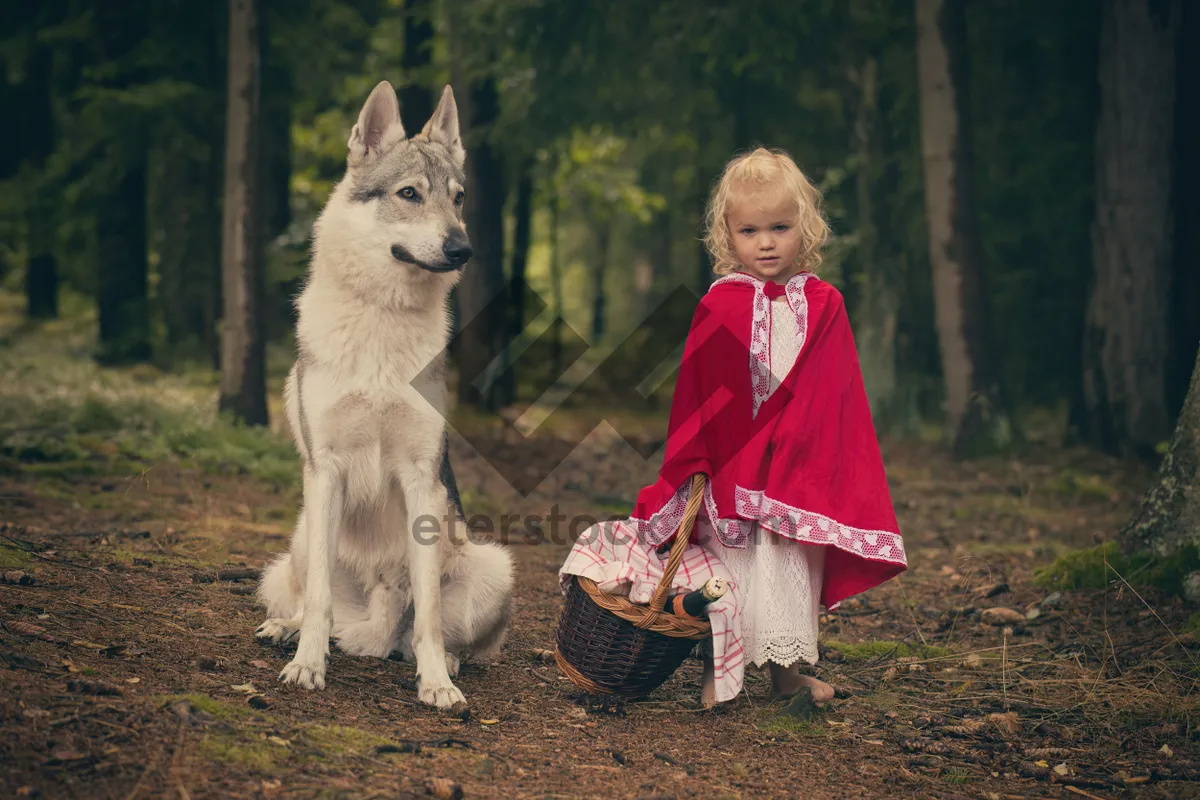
[558,519,745,703]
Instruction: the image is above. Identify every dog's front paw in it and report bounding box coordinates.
[279,658,326,690]
[445,652,461,678]
[257,618,299,644]
[417,676,465,709]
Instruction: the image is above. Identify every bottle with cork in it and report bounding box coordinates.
[663,577,728,619]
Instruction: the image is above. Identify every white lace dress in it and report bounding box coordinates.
[710,294,825,668]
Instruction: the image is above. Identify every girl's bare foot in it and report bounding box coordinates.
[700,658,717,708]
[769,662,834,704]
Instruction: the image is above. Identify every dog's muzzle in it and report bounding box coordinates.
[391,232,472,274]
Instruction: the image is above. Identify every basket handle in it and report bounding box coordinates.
[647,473,707,613]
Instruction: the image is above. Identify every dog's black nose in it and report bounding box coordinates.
[442,237,473,266]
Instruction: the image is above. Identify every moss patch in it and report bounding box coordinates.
[303,724,397,755]
[197,735,284,771]
[822,639,952,662]
[156,693,256,723]
[1034,542,1200,595]
[0,541,32,569]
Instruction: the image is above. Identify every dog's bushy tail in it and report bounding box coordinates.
[257,553,301,618]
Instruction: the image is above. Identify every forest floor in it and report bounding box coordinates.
[1,294,1199,799]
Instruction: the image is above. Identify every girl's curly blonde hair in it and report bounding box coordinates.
[703,147,830,276]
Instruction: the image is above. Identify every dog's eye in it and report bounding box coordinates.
[398,187,420,201]
[454,191,465,206]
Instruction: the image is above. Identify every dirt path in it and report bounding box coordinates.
[1,440,1197,799]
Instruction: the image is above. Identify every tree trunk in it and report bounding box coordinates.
[219,0,268,425]
[1083,0,1180,459]
[22,45,58,321]
[848,55,900,432]
[399,0,434,134]
[509,166,534,339]
[1171,0,1200,423]
[154,149,221,362]
[1120,348,1200,562]
[916,0,1010,457]
[548,195,564,375]
[454,76,510,411]
[590,222,611,343]
[95,153,150,365]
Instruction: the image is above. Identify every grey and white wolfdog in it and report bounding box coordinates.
[255,81,515,708]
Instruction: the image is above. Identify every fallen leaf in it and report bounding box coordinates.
[1034,760,1050,768]
[980,607,1025,625]
[267,736,290,747]
[962,653,982,669]
[126,677,140,684]
[231,682,258,694]
[1160,743,1174,758]
[988,712,1022,736]
[2,570,35,585]
[249,660,272,669]
[976,582,1009,598]
[424,777,464,800]
[1053,762,1070,776]
[479,718,500,725]
[1025,608,1041,621]
[8,621,47,637]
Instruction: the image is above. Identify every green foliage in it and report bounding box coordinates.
[0,305,299,487]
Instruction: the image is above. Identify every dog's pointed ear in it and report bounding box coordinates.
[348,81,405,167]
[421,85,465,169]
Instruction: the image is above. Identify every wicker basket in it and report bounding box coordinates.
[554,473,710,697]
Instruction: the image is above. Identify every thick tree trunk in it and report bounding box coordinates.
[916,0,1010,457]
[399,0,434,134]
[590,222,611,343]
[509,167,534,339]
[25,193,58,321]
[548,196,565,375]
[1169,0,1197,428]
[154,150,221,362]
[848,56,900,431]
[96,154,151,365]
[1120,348,1200,561]
[152,0,223,366]
[219,0,268,425]
[1083,0,1179,459]
[455,76,510,411]
[22,45,58,321]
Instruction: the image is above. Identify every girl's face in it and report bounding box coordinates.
[727,192,803,283]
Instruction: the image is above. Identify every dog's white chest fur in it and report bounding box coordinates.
[285,276,450,511]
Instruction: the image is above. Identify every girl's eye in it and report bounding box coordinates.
[741,228,755,235]
[398,187,420,201]
[454,191,465,205]
[774,225,790,232]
